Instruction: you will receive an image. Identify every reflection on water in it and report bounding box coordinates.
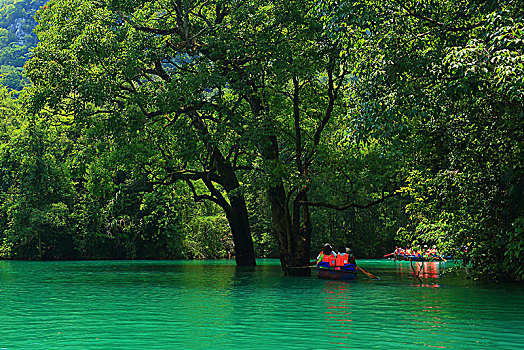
[316,260,524,349]
[396,261,440,279]
[395,261,442,288]
[323,282,354,348]
[1,260,523,349]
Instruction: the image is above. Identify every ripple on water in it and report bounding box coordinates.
[1,260,524,349]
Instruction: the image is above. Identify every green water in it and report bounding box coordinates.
[1,259,523,349]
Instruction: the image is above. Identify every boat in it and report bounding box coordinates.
[316,262,357,280]
[393,254,448,262]
[385,249,450,262]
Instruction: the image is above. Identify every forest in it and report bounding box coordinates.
[0,0,522,281]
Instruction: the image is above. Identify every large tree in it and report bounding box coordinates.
[27,0,259,265]
[28,0,404,274]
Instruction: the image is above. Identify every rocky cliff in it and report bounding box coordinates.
[0,0,47,90]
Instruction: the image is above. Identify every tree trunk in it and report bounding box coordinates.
[248,94,312,275]
[226,194,256,266]
[262,135,311,275]
[267,183,291,271]
[212,147,256,266]
[267,183,312,276]
[37,231,42,260]
[291,189,312,276]
[190,113,256,266]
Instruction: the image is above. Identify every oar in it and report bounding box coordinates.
[383,253,395,258]
[357,266,380,279]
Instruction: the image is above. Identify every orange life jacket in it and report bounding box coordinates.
[319,252,334,264]
[318,252,337,268]
[336,254,348,269]
[329,255,337,267]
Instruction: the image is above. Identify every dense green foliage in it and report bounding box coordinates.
[319,0,524,280]
[0,88,250,259]
[0,0,522,280]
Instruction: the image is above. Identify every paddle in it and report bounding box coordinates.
[357,266,380,279]
[383,253,395,258]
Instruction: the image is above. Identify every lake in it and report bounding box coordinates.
[1,259,523,349]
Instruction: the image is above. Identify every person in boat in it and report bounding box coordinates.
[395,246,405,256]
[317,243,337,268]
[333,245,348,269]
[346,247,356,266]
[428,245,438,258]
[414,246,423,258]
[319,243,336,258]
[334,245,345,270]
[333,245,356,270]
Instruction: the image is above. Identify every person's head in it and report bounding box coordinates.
[345,247,351,254]
[337,245,346,254]
[323,244,332,255]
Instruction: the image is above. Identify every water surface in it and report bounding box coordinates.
[1,259,523,349]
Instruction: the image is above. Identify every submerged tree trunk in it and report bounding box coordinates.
[262,135,311,276]
[197,172,256,266]
[267,183,312,276]
[226,194,256,266]
[188,114,257,266]
[37,230,42,260]
[291,189,312,275]
[212,141,256,266]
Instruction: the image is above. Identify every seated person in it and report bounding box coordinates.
[336,246,356,267]
[346,248,356,266]
[317,244,336,267]
[335,245,348,269]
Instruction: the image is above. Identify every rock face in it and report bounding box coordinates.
[0,0,47,89]
[3,0,44,46]
[13,17,28,45]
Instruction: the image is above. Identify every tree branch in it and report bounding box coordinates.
[134,25,182,36]
[300,191,401,211]
[185,179,221,206]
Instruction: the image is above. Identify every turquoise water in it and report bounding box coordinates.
[1,259,523,349]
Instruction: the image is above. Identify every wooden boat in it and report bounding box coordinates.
[393,254,448,262]
[316,262,357,280]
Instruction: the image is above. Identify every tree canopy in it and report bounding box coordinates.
[0,0,522,281]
